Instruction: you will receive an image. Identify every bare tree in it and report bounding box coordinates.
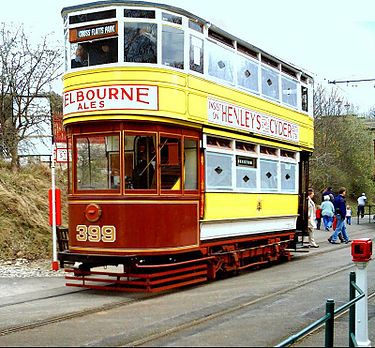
[0,23,62,168]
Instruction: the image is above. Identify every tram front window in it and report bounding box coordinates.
[71,38,118,68]
[124,134,156,190]
[160,137,181,190]
[76,134,120,191]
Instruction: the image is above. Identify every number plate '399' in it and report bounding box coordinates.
[76,225,116,242]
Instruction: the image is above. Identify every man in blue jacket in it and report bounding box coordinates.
[329,187,351,244]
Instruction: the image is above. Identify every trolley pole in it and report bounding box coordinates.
[351,239,372,347]
[51,145,58,271]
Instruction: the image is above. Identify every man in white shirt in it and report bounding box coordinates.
[357,193,367,218]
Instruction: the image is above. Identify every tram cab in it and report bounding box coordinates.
[59,1,314,291]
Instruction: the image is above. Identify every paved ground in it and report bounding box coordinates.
[0,220,373,346]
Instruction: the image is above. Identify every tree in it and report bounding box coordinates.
[311,84,375,201]
[0,23,62,168]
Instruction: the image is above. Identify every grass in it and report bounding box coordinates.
[0,161,68,260]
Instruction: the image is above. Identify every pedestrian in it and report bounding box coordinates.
[307,188,319,248]
[357,193,367,219]
[329,187,351,244]
[321,195,334,231]
[316,205,322,230]
[346,205,352,225]
[322,186,335,203]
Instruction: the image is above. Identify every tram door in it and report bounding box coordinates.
[296,151,310,234]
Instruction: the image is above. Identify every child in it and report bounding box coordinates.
[316,205,322,230]
[346,205,352,225]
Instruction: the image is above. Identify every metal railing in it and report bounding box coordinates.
[356,205,375,224]
[275,271,364,347]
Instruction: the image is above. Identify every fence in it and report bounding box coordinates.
[276,271,364,347]
[356,205,375,224]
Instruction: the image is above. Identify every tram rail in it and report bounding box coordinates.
[0,246,361,341]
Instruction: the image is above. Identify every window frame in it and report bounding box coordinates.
[203,135,299,194]
[73,131,122,194]
[123,130,158,195]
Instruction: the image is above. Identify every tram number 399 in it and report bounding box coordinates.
[76,225,116,242]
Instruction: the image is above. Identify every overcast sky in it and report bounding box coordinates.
[2,0,375,113]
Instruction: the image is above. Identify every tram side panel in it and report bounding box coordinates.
[68,200,200,255]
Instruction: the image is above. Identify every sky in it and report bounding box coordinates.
[2,0,375,113]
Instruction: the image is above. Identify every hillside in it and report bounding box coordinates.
[0,161,68,260]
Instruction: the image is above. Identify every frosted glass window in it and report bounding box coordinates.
[237,56,259,92]
[282,77,297,108]
[162,25,184,69]
[262,67,279,101]
[260,159,278,191]
[281,162,296,192]
[236,167,257,190]
[206,152,233,189]
[207,41,234,83]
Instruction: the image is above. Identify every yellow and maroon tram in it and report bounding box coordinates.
[59,1,314,292]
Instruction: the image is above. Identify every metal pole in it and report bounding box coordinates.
[51,144,58,271]
[349,271,356,347]
[355,262,371,347]
[325,299,335,347]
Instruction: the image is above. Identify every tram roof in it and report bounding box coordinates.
[62,0,313,80]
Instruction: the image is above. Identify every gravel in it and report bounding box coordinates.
[0,258,65,278]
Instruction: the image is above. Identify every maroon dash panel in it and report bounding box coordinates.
[68,201,199,254]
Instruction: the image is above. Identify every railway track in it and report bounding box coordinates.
[0,249,358,340]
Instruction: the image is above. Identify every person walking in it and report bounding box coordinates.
[329,187,351,244]
[307,188,319,248]
[321,195,334,231]
[346,205,352,225]
[316,205,322,230]
[357,193,367,219]
[322,186,335,203]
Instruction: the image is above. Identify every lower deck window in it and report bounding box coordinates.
[206,152,232,189]
[124,134,156,190]
[281,162,296,192]
[76,134,120,190]
[160,137,182,190]
[184,139,198,190]
[260,159,278,191]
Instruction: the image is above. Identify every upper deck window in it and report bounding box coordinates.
[69,9,116,24]
[261,66,279,101]
[162,25,184,69]
[301,86,309,112]
[189,20,203,33]
[124,9,155,19]
[282,76,297,108]
[207,41,234,83]
[124,23,157,63]
[237,43,258,60]
[190,35,203,73]
[162,12,182,25]
[208,29,234,48]
[237,55,259,92]
[71,38,118,68]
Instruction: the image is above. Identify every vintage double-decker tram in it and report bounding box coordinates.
[59,1,314,292]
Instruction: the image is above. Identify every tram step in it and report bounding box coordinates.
[64,263,208,293]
